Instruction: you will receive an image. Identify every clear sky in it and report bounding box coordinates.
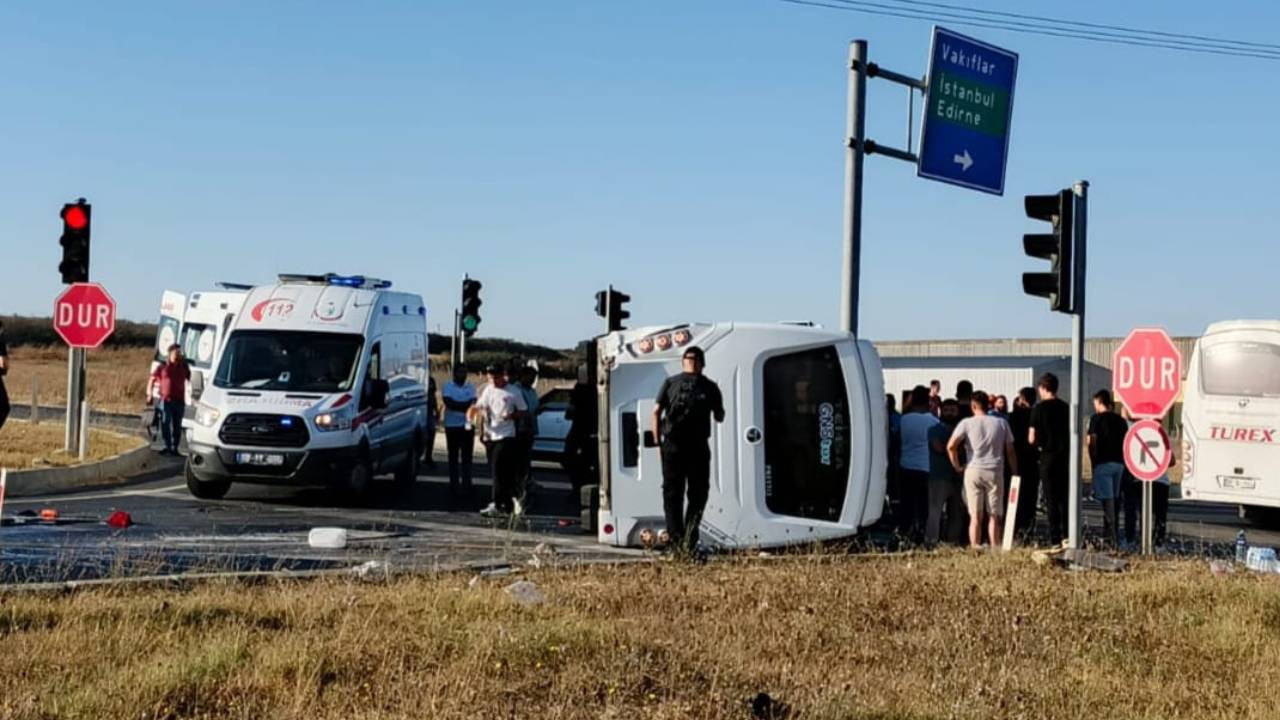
[2,1,1277,348]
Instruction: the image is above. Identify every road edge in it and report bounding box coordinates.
[3,441,174,498]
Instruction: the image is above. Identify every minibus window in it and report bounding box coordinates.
[763,346,850,521]
[1202,342,1280,398]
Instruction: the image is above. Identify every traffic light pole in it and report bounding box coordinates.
[1067,180,1089,550]
[450,310,459,368]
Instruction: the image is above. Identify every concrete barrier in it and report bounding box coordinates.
[3,441,174,498]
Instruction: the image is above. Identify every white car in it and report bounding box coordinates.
[533,388,572,466]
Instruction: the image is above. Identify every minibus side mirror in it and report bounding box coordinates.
[191,373,204,401]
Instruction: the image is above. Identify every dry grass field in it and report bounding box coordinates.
[1,552,1277,719]
[4,345,152,414]
[0,419,143,469]
[4,347,567,416]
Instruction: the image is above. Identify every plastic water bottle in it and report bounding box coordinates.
[1236,530,1248,564]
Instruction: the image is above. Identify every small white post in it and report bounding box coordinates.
[78,400,90,462]
[30,376,39,425]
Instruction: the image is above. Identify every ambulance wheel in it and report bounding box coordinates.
[185,460,231,500]
[334,459,372,501]
[395,436,422,487]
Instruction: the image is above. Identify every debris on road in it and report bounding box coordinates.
[1245,547,1279,573]
[352,560,388,581]
[750,691,790,719]
[504,580,546,606]
[1033,547,1127,573]
[106,511,132,529]
[527,542,559,569]
[1209,560,1235,577]
[308,527,348,549]
[40,508,59,521]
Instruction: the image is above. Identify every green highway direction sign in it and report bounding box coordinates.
[917,26,1018,195]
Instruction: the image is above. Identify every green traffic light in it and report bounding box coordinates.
[461,315,479,332]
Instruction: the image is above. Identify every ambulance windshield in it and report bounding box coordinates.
[215,330,363,393]
[762,345,850,521]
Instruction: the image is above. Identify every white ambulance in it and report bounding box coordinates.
[150,284,250,415]
[1181,320,1280,522]
[184,274,430,500]
[591,322,887,550]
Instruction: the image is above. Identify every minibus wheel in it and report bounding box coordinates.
[185,459,231,500]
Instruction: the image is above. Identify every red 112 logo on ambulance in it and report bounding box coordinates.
[250,298,295,322]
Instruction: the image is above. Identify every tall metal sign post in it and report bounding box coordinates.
[1068,181,1089,551]
[841,27,1018,335]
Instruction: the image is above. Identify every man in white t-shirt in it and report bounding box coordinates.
[947,391,1018,548]
[470,364,527,518]
[898,385,940,539]
[441,364,477,497]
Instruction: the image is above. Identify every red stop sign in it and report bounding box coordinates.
[1113,327,1182,419]
[53,283,117,349]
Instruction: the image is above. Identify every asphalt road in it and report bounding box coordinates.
[3,443,1278,586]
[0,450,640,586]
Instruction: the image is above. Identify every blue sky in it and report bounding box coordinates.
[2,1,1277,348]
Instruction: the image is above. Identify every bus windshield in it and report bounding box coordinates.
[1201,341,1280,398]
[763,345,850,521]
[214,331,363,393]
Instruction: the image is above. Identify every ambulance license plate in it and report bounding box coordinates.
[236,452,285,467]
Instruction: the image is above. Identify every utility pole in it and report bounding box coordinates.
[841,40,867,336]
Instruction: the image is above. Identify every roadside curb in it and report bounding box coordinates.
[3,440,177,499]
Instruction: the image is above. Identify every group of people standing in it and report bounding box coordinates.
[436,361,541,519]
[888,372,1162,549]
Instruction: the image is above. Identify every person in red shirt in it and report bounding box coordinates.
[147,344,191,455]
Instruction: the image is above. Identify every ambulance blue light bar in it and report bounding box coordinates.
[326,274,392,289]
[276,273,392,289]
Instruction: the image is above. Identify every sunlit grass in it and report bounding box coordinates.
[1,552,1278,718]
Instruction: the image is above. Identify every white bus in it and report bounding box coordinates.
[1181,320,1280,522]
[591,322,887,550]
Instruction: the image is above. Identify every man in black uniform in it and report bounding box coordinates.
[1029,373,1070,544]
[0,321,9,431]
[651,346,724,556]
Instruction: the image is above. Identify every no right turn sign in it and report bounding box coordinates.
[1124,419,1172,482]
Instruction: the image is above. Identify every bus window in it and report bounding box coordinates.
[1202,342,1280,397]
[763,346,850,521]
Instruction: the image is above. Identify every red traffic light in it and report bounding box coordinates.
[64,205,88,230]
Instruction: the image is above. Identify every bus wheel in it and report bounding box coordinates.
[395,436,422,487]
[185,460,231,500]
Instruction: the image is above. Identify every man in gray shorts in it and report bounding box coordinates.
[947,391,1018,548]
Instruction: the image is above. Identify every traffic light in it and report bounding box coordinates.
[460,277,482,337]
[607,288,630,332]
[594,287,631,332]
[594,290,608,319]
[1022,189,1074,313]
[59,198,91,284]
